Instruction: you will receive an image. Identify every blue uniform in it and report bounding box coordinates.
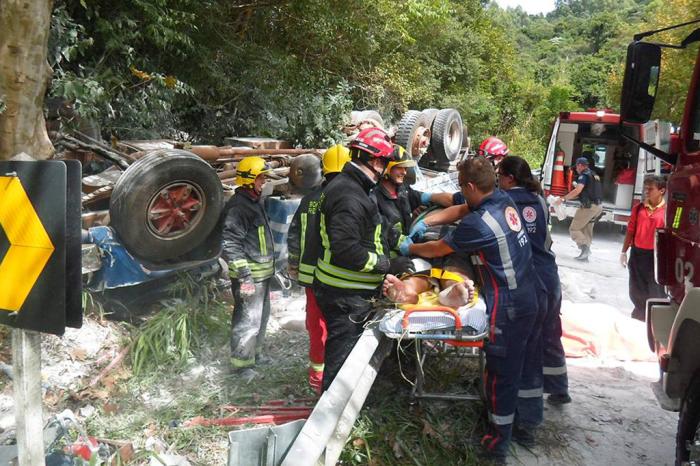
[444,189,542,456]
[505,188,568,396]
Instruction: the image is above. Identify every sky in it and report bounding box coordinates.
[493,0,556,15]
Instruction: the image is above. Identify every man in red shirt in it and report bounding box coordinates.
[620,175,667,321]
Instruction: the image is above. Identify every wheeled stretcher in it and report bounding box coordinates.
[378,298,489,402]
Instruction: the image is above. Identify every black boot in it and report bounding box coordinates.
[575,245,590,261]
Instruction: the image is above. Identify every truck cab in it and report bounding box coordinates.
[619,22,700,465]
[541,110,670,225]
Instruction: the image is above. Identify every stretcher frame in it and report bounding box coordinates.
[392,305,488,402]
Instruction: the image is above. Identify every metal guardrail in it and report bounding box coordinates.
[280,326,391,466]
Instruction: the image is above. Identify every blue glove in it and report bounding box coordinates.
[409,220,428,240]
[398,236,413,256]
[420,191,432,206]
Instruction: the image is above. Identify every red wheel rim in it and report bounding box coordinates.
[146,181,206,239]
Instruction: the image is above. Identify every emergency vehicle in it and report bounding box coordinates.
[540,110,670,225]
[618,20,700,465]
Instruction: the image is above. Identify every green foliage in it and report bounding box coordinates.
[130,275,228,376]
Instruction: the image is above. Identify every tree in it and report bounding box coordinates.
[0,0,55,160]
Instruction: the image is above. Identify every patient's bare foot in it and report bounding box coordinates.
[439,280,475,307]
[383,274,419,304]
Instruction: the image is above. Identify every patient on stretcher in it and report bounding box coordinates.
[379,257,489,336]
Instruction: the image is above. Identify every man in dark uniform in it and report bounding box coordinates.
[400,157,541,464]
[222,156,274,381]
[288,144,350,392]
[375,145,452,256]
[313,128,412,391]
[556,155,603,261]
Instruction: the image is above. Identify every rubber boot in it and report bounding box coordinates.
[574,245,590,262]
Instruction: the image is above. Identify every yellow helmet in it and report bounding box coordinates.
[385,145,416,172]
[236,156,270,187]
[322,144,351,175]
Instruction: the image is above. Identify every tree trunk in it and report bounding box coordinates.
[0,0,54,160]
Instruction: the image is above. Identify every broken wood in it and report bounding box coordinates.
[88,346,129,388]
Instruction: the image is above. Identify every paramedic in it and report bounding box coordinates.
[620,175,667,321]
[556,155,602,261]
[498,156,570,405]
[313,128,412,391]
[399,157,541,463]
[288,144,351,393]
[222,156,274,381]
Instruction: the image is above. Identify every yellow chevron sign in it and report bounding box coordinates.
[0,176,55,312]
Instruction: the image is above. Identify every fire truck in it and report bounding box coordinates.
[540,110,669,226]
[619,19,700,465]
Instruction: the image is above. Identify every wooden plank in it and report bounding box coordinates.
[12,329,45,466]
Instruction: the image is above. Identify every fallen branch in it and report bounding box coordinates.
[88,346,130,388]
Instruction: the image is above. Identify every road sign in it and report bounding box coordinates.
[0,161,82,335]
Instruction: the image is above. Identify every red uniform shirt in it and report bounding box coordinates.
[628,200,666,250]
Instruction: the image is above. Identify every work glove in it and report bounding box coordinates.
[288,264,299,281]
[388,256,415,276]
[239,275,256,297]
[619,252,628,268]
[398,236,414,256]
[420,192,432,206]
[409,220,428,240]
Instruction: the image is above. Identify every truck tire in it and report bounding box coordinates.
[110,149,223,263]
[677,371,700,465]
[396,110,431,162]
[422,108,439,127]
[430,108,463,164]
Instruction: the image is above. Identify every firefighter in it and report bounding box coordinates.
[287,144,351,393]
[478,136,509,166]
[497,156,570,407]
[376,145,453,256]
[313,127,412,391]
[399,157,541,463]
[222,156,274,381]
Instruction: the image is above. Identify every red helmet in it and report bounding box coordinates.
[478,137,509,160]
[349,128,395,160]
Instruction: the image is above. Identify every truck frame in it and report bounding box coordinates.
[619,19,700,466]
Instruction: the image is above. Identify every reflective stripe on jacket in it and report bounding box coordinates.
[288,186,324,286]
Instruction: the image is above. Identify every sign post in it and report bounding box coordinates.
[0,160,82,465]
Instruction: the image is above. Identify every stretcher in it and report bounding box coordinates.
[378,299,489,402]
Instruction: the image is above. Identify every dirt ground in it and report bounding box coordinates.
[510,223,678,466]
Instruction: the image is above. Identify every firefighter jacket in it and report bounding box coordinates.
[288,185,324,286]
[314,162,391,293]
[222,188,274,282]
[376,183,425,256]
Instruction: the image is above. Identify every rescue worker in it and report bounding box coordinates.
[399,157,541,463]
[222,156,274,381]
[478,136,509,166]
[555,155,603,261]
[313,127,412,391]
[376,145,453,255]
[498,156,570,405]
[287,144,351,393]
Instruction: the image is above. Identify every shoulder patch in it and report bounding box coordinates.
[522,206,537,223]
[505,206,522,232]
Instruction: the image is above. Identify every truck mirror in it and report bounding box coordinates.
[620,41,661,123]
